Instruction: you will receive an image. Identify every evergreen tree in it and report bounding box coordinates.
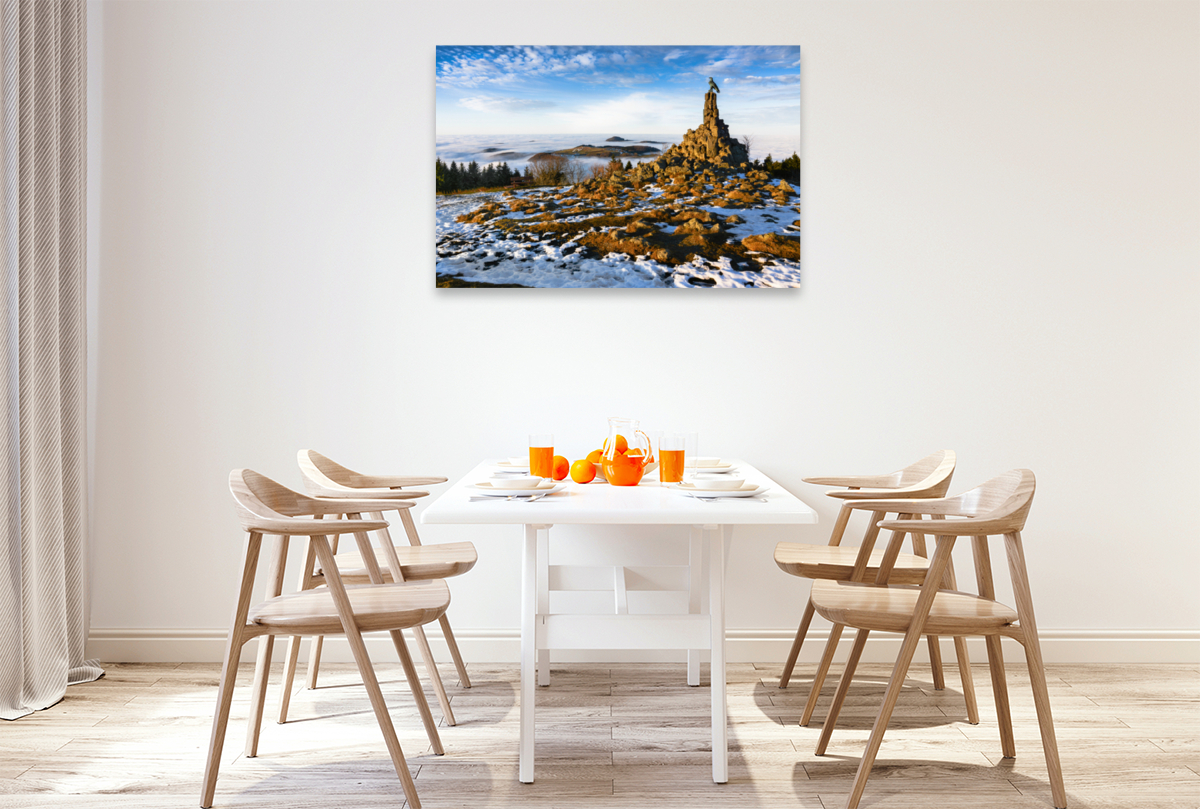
[435,158,448,193]
[467,160,481,189]
[448,161,461,191]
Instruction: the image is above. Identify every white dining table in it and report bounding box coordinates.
[420,459,818,784]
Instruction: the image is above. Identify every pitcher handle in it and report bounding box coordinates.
[635,430,655,463]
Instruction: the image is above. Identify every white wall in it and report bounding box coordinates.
[87,0,1200,663]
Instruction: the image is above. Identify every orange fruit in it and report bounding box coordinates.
[626,448,644,456]
[586,448,604,464]
[570,459,597,484]
[551,455,569,481]
[602,435,629,455]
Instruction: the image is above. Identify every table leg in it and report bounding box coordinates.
[710,524,730,784]
[688,527,703,687]
[520,524,539,783]
[537,526,550,687]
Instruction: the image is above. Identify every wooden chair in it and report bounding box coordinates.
[775,450,978,727]
[809,469,1066,809]
[274,450,475,728]
[202,469,450,809]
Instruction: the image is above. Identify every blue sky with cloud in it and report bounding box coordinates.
[436,46,800,144]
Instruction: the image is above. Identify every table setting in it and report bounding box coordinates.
[420,416,818,785]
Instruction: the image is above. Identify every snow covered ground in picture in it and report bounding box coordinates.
[435,46,801,289]
[435,178,801,288]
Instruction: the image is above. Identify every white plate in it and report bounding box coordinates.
[673,482,768,498]
[495,460,529,470]
[686,459,733,471]
[689,465,737,475]
[472,480,563,495]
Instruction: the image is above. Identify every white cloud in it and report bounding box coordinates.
[459,96,557,113]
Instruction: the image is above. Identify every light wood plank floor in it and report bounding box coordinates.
[1,660,1197,808]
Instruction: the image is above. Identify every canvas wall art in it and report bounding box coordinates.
[435,46,801,288]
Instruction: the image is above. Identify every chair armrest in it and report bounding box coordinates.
[803,474,898,488]
[878,516,1009,536]
[357,474,448,488]
[249,517,389,536]
[840,496,958,514]
[310,488,429,500]
[828,486,940,501]
[308,497,416,516]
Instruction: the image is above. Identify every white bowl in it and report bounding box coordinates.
[498,476,543,489]
[691,476,745,491]
[508,456,529,466]
[689,457,723,468]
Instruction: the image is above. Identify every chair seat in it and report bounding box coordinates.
[249,580,451,635]
[774,542,931,585]
[810,579,1018,636]
[318,541,477,583]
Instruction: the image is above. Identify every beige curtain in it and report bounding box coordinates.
[0,0,98,721]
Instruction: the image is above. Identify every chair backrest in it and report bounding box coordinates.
[874,469,1036,537]
[230,468,318,530]
[298,450,373,493]
[940,469,1036,533]
[895,450,956,488]
[827,450,957,502]
[296,449,445,499]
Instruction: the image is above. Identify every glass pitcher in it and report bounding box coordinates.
[602,416,655,486]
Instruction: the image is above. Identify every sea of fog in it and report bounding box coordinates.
[436,133,800,173]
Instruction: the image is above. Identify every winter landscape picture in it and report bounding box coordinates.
[435,46,801,288]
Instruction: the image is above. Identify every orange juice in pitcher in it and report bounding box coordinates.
[601,417,654,486]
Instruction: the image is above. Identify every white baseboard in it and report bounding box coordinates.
[88,626,1200,665]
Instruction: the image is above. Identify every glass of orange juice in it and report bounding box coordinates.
[658,432,688,483]
[529,433,554,478]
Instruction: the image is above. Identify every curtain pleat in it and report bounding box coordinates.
[0,0,98,722]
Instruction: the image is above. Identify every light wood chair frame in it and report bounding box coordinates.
[810,469,1066,809]
[276,450,473,729]
[775,451,979,727]
[203,470,449,809]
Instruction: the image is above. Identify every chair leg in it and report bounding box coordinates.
[244,635,275,757]
[412,623,457,726]
[779,597,816,689]
[985,634,1015,756]
[953,635,979,724]
[353,631,423,808]
[842,626,924,809]
[840,535,957,809]
[200,632,247,808]
[389,628,445,756]
[815,628,869,755]
[311,535,424,808]
[439,613,472,688]
[926,635,946,689]
[277,634,303,724]
[244,534,288,757]
[801,622,843,726]
[305,635,325,688]
[1006,532,1067,809]
[940,555,979,722]
[201,533,262,809]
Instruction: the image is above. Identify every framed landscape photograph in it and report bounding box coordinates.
[435,46,801,288]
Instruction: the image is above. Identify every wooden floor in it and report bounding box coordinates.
[1,659,1197,808]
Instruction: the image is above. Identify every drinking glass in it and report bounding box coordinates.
[658,432,687,483]
[528,433,554,478]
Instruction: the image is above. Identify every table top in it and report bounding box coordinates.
[420,459,819,526]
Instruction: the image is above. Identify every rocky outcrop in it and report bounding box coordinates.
[647,91,749,175]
